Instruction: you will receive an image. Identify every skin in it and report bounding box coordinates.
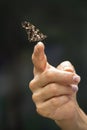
[29,42,87,130]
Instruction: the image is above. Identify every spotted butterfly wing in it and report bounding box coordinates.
[22,21,47,42]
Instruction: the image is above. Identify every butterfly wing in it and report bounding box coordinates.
[22,21,47,42]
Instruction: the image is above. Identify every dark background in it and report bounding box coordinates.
[0,0,87,130]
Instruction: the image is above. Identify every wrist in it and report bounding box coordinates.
[55,106,87,130]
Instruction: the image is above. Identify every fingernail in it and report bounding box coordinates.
[73,75,80,83]
[71,84,78,92]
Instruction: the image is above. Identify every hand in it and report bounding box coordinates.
[29,42,80,121]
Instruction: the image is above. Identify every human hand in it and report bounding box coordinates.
[29,42,80,122]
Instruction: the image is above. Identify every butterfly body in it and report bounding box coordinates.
[22,21,47,42]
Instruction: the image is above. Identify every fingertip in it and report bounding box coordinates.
[73,75,81,84]
[33,42,45,55]
[37,42,45,51]
[70,84,79,92]
[37,41,44,45]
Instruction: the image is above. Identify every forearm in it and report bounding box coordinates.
[55,107,87,130]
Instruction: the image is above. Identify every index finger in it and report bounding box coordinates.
[29,67,80,92]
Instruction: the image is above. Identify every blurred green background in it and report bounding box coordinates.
[0,0,87,129]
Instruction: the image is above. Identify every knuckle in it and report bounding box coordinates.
[32,94,36,102]
[36,105,42,115]
[32,92,40,103]
[60,61,72,67]
[36,105,47,118]
[29,80,34,91]
[63,60,71,64]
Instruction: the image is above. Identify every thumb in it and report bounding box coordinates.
[32,42,47,76]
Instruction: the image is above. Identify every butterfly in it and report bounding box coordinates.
[22,21,47,42]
